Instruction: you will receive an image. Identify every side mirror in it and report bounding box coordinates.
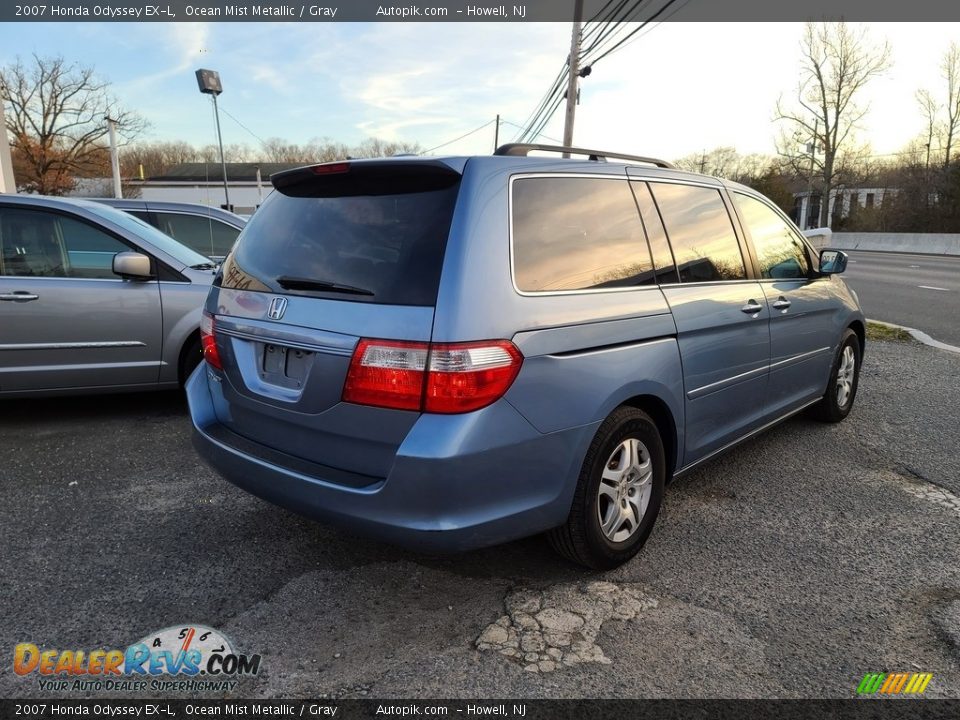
[819,249,848,275]
[112,252,154,279]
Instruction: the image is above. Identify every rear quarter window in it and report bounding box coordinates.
[511,176,654,293]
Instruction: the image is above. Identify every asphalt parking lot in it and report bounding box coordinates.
[2,337,959,699]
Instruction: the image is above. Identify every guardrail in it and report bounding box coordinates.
[804,231,960,256]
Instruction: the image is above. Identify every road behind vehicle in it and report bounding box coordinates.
[91,198,246,262]
[0,195,216,396]
[187,144,864,569]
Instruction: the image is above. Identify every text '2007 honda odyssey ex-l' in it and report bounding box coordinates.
[187,144,864,569]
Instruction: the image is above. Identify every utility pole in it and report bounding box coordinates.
[804,118,819,230]
[562,0,584,157]
[106,116,122,198]
[493,114,500,152]
[0,98,15,193]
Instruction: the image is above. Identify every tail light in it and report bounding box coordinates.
[342,340,428,411]
[200,311,223,371]
[343,339,522,414]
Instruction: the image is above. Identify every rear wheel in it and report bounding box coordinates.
[548,406,665,570]
[810,328,861,423]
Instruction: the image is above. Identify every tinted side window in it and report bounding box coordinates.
[512,177,654,292]
[649,183,746,283]
[0,208,130,279]
[151,212,240,259]
[631,181,678,285]
[734,193,810,280]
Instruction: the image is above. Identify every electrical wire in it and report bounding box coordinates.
[421,119,496,155]
[501,119,563,145]
[217,105,269,147]
[587,0,687,65]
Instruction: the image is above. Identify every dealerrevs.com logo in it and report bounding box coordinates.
[13,625,261,693]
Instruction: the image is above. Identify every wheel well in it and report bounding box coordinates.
[849,319,865,354]
[622,395,678,480]
[177,330,202,385]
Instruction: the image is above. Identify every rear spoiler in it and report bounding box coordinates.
[270,159,461,197]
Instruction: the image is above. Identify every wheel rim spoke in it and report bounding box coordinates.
[597,436,654,543]
[835,345,855,407]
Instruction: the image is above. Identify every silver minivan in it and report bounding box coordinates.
[188,145,864,569]
[0,195,216,396]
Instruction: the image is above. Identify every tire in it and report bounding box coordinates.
[548,406,665,570]
[179,336,203,386]
[810,328,861,423]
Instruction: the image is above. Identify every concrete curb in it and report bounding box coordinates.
[868,319,960,355]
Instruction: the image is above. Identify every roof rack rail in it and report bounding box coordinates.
[494,143,674,169]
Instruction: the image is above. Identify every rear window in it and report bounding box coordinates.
[222,170,459,306]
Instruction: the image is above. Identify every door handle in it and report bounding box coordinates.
[741,300,763,315]
[772,296,792,311]
[0,291,39,302]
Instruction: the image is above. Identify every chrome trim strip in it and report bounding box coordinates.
[674,397,822,477]
[686,364,768,400]
[216,327,354,356]
[686,347,832,399]
[769,346,832,371]
[0,341,146,350]
[547,335,675,359]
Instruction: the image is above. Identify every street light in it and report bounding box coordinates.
[195,68,231,211]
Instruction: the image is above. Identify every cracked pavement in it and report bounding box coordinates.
[1,339,958,698]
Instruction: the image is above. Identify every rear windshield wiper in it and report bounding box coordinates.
[276,275,375,296]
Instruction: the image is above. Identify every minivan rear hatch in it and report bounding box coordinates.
[207,159,463,482]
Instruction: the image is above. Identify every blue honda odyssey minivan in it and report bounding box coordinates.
[187,144,864,569]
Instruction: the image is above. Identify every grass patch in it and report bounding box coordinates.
[866,321,914,343]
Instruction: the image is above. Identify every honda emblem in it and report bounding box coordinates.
[267,296,288,320]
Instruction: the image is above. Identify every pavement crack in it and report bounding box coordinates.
[475,581,657,673]
[894,467,960,518]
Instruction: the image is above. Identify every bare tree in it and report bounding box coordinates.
[914,44,960,168]
[938,42,960,167]
[916,88,940,169]
[775,22,891,227]
[0,54,146,194]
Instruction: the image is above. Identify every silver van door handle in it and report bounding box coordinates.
[741,300,763,315]
[772,297,792,311]
[0,291,40,302]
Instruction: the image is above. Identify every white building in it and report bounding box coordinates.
[793,187,896,229]
[128,162,304,215]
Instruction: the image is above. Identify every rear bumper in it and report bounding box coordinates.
[186,367,597,553]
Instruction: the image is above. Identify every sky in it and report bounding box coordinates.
[1,21,958,162]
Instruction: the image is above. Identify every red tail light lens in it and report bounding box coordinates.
[342,339,522,414]
[424,341,523,413]
[312,162,350,175]
[342,339,428,411]
[200,311,223,371]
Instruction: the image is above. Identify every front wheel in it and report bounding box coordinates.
[811,328,861,423]
[548,406,665,570]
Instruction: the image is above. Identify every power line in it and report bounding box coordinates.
[587,0,688,65]
[421,119,496,155]
[216,105,268,147]
[501,119,563,144]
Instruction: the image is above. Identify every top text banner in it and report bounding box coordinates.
[2,0,959,22]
